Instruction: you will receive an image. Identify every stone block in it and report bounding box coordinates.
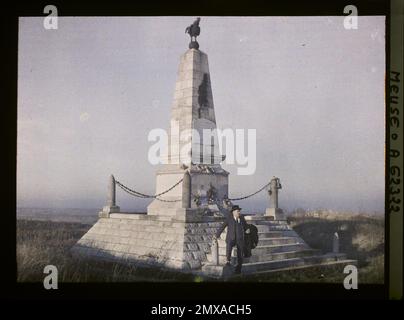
[183,252,194,260]
[186,243,199,250]
[198,243,211,253]
[192,251,206,260]
[120,230,130,237]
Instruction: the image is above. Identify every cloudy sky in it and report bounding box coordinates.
[17,16,385,213]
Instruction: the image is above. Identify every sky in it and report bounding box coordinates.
[17,16,385,213]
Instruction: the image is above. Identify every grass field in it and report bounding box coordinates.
[16,214,384,283]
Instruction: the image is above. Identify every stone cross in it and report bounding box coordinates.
[265,176,285,220]
[269,176,282,209]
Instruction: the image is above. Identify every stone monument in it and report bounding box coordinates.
[72,18,356,277]
[72,18,229,270]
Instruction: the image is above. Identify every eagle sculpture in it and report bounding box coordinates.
[185,17,201,49]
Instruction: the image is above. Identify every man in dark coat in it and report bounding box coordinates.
[243,223,258,258]
[213,205,250,273]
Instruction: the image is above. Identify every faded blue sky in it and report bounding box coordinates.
[17,16,385,213]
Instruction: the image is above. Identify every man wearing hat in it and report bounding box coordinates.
[213,205,250,274]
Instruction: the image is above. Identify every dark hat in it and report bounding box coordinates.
[231,205,242,212]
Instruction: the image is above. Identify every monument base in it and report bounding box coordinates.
[72,212,226,270]
[264,208,286,220]
[73,212,357,278]
[147,164,229,216]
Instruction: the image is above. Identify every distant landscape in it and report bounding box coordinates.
[16,207,384,283]
[17,207,100,224]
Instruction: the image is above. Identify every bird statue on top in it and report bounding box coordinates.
[185,17,201,49]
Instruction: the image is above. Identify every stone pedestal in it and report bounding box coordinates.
[147,166,229,216]
[72,212,226,271]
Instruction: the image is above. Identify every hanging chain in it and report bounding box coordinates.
[115,178,183,202]
[115,176,272,204]
[227,181,271,201]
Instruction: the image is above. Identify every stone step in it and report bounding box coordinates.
[252,243,309,255]
[212,243,308,257]
[252,220,289,225]
[205,238,313,264]
[258,231,283,238]
[258,230,300,239]
[257,237,299,246]
[242,257,306,273]
[247,259,357,276]
[202,258,357,279]
[241,253,349,274]
[207,248,320,264]
[219,224,291,235]
[244,249,321,263]
[216,236,298,247]
[255,225,291,232]
[218,230,295,240]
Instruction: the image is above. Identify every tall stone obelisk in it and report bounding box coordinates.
[147,22,229,217]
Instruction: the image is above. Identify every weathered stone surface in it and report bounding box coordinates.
[147,49,229,217]
[73,212,226,271]
[74,212,357,278]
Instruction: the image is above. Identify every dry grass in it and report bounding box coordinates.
[287,214,384,283]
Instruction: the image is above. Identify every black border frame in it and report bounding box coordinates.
[3,0,397,302]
